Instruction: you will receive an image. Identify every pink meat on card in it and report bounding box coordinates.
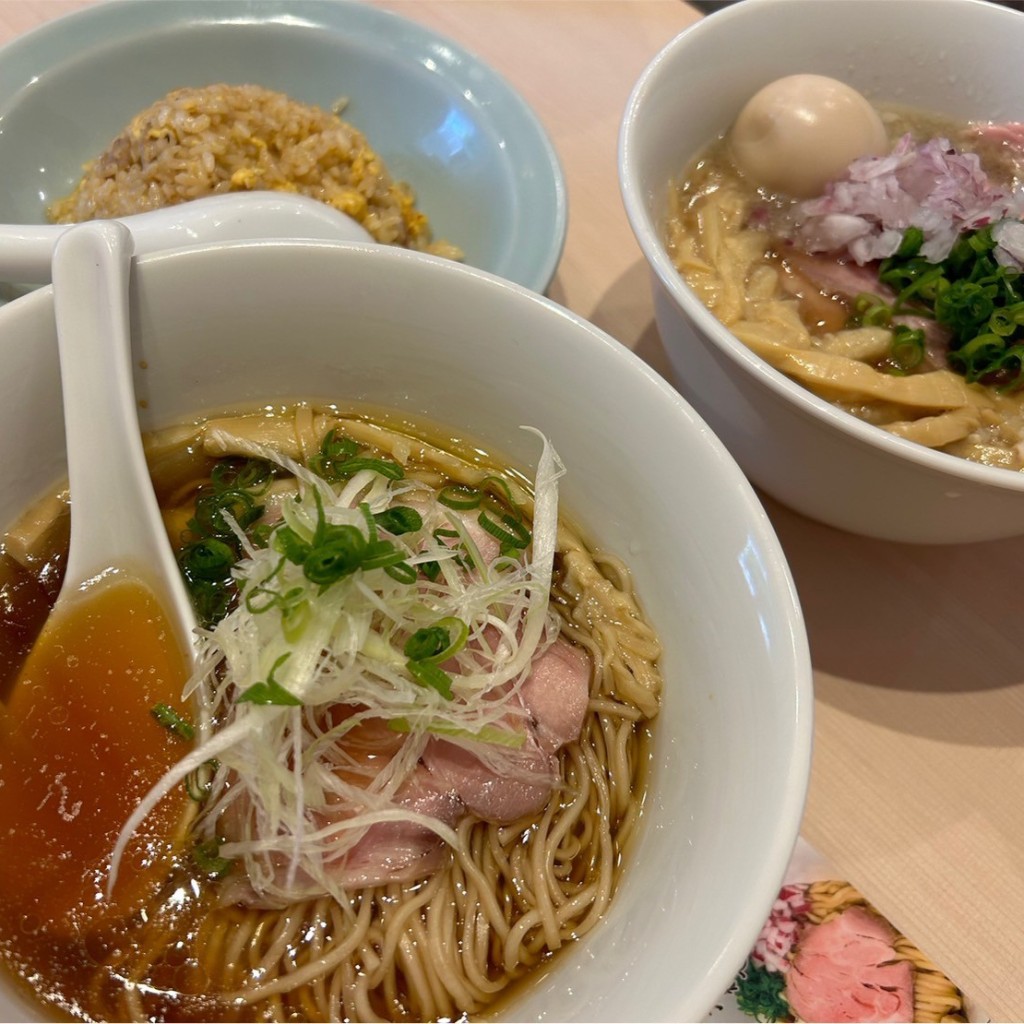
[785,905,914,1023]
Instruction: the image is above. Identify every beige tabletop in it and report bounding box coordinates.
[1,1,1022,1020]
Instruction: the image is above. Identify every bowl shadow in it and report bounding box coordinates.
[760,491,1024,746]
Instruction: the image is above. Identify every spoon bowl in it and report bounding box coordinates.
[49,220,197,659]
[0,193,374,285]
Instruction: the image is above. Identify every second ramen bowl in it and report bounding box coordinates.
[620,0,1024,544]
[0,240,811,1021]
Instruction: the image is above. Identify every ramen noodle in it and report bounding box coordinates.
[0,406,661,1022]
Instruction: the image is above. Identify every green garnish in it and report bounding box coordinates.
[237,653,302,705]
[404,618,469,663]
[185,759,219,802]
[405,659,454,700]
[437,480,532,558]
[888,323,926,372]
[150,702,195,741]
[852,292,892,327]
[334,456,404,479]
[478,508,531,553]
[307,429,359,480]
[189,488,262,539]
[307,429,405,482]
[863,224,1024,386]
[383,561,418,583]
[211,457,274,494]
[180,537,236,580]
[373,505,423,536]
[192,837,234,879]
[272,489,409,588]
[733,957,790,1021]
[178,457,273,627]
[437,483,483,510]
[402,617,468,700]
[245,569,311,641]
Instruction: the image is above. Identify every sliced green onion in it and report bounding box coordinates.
[151,702,195,741]
[185,759,218,802]
[853,292,892,327]
[477,508,531,550]
[212,457,274,495]
[374,505,423,536]
[180,537,236,581]
[406,659,454,700]
[988,303,1024,337]
[950,332,1006,381]
[404,617,469,664]
[249,522,273,549]
[302,525,370,584]
[244,562,288,613]
[334,456,405,480]
[273,525,311,565]
[360,541,410,571]
[358,501,378,541]
[192,838,233,879]
[307,428,359,480]
[189,488,262,537]
[384,561,418,584]
[237,654,302,705]
[185,578,234,629]
[995,343,1024,389]
[889,324,926,371]
[480,474,518,508]
[876,225,1024,387]
[935,279,996,332]
[895,225,924,259]
[437,483,482,510]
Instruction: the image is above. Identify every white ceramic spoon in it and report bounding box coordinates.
[0,192,373,284]
[49,220,198,661]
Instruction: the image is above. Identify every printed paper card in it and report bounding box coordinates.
[704,838,989,1024]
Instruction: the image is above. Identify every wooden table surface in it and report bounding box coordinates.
[1,2,1022,1020]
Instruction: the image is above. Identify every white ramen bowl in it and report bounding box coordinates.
[620,0,1024,544]
[0,240,811,1022]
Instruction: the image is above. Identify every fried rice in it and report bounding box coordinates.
[48,83,461,258]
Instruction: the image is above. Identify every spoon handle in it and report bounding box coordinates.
[51,221,195,640]
[0,193,373,284]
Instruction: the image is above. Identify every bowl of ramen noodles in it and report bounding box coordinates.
[0,238,811,1022]
[620,0,1024,543]
[0,0,565,296]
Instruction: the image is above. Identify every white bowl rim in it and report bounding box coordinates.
[618,0,1024,497]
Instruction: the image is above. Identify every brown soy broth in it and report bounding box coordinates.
[0,575,193,1020]
[0,553,59,700]
[0,501,69,697]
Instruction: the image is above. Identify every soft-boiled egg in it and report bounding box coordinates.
[727,74,888,198]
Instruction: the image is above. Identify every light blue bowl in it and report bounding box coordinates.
[0,0,566,293]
